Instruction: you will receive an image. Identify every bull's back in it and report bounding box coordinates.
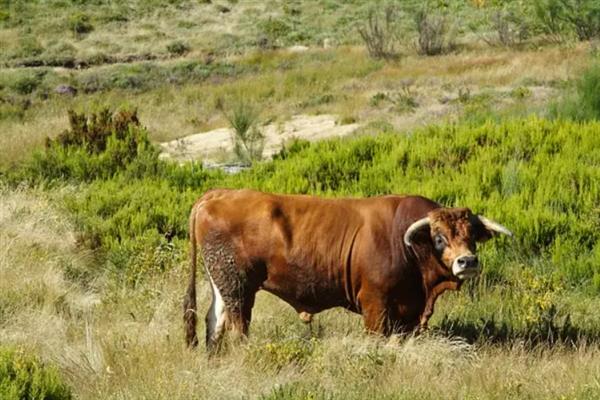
[194,189,405,269]
[193,189,279,251]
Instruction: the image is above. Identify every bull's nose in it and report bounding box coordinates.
[456,255,478,269]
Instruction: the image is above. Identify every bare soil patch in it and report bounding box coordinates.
[159,114,359,163]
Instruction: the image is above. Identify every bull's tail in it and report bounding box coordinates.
[183,205,199,348]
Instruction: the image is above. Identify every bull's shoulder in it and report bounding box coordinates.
[193,189,272,209]
[392,195,441,219]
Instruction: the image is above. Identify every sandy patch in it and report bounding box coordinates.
[159,114,359,163]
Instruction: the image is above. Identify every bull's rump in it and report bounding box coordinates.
[193,189,405,312]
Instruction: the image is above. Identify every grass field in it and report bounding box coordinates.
[3,185,600,400]
[2,1,600,399]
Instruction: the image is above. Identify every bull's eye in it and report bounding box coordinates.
[434,234,446,251]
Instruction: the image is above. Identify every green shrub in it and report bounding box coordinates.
[0,347,72,400]
[0,96,31,121]
[550,62,600,120]
[414,6,455,56]
[481,7,531,47]
[533,0,570,42]
[273,138,311,160]
[533,0,600,42]
[19,107,159,183]
[14,36,45,59]
[67,12,93,35]
[259,382,329,400]
[75,61,241,94]
[246,338,317,372]
[166,40,190,56]
[222,100,265,164]
[10,71,45,95]
[358,5,401,60]
[559,0,600,40]
[258,17,292,48]
[64,174,209,285]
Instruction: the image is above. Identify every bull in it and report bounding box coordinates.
[183,189,512,350]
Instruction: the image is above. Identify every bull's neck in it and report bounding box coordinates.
[414,250,456,295]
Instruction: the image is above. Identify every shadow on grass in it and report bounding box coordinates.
[435,314,600,347]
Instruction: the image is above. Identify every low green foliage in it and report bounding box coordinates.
[259,382,329,400]
[414,6,455,56]
[67,12,93,36]
[534,0,600,42]
[259,17,292,49]
[480,5,531,48]
[550,62,600,120]
[0,347,72,400]
[247,338,317,372]
[0,60,243,100]
[358,5,401,60]
[166,40,190,56]
[222,100,265,164]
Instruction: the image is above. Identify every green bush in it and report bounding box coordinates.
[166,40,190,56]
[246,338,317,372]
[13,36,45,59]
[414,6,455,56]
[258,17,292,48]
[0,347,72,400]
[222,100,265,164]
[19,108,159,183]
[10,72,45,95]
[358,5,401,60]
[76,61,241,94]
[550,62,600,120]
[559,0,600,40]
[533,0,570,42]
[259,382,328,400]
[533,0,600,41]
[481,6,531,47]
[67,12,93,35]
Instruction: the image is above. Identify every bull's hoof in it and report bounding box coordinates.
[414,323,428,336]
[298,311,313,324]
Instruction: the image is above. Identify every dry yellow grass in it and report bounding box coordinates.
[2,186,600,399]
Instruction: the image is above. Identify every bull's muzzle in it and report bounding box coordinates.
[452,255,479,279]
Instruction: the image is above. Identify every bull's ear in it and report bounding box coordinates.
[473,215,513,242]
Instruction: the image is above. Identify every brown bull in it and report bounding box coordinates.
[183,189,512,349]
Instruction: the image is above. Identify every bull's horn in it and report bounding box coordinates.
[477,216,513,237]
[404,217,431,247]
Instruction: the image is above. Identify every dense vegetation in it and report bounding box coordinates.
[0,347,72,400]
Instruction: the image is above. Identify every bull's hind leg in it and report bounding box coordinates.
[202,231,256,352]
[205,273,227,350]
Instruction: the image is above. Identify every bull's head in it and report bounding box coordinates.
[403,208,512,279]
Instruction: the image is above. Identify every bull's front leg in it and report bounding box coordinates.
[418,280,461,333]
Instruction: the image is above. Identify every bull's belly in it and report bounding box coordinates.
[261,277,352,315]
